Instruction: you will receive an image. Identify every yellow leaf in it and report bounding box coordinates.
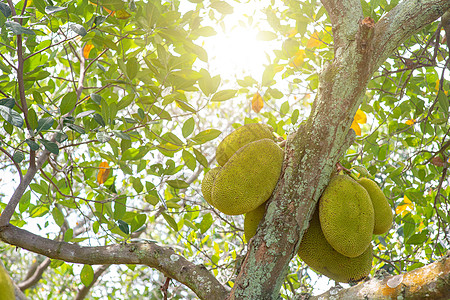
[306,32,321,48]
[289,50,305,68]
[418,221,425,233]
[251,92,264,113]
[405,119,415,125]
[395,204,408,214]
[83,43,94,59]
[115,9,131,19]
[354,109,367,124]
[97,161,110,184]
[350,120,361,136]
[435,79,440,91]
[403,195,412,204]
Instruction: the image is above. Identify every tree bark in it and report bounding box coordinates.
[305,252,450,300]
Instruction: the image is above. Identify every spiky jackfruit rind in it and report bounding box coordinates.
[201,167,221,206]
[319,175,374,258]
[298,209,373,283]
[0,264,15,300]
[358,178,393,235]
[212,139,284,215]
[216,123,274,166]
[244,202,266,242]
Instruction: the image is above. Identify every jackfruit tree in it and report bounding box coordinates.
[0,0,449,299]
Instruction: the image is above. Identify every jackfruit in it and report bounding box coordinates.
[298,208,373,283]
[0,264,14,300]
[319,175,374,257]
[216,123,274,166]
[201,167,221,206]
[357,178,393,234]
[244,203,266,241]
[211,138,284,215]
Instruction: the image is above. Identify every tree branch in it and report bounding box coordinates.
[17,258,51,291]
[305,252,450,299]
[0,224,228,300]
[370,0,450,72]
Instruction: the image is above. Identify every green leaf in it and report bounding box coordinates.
[114,197,127,220]
[0,106,23,127]
[45,6,67,14]
[291,109,299,124]
[0,98,15,108]
[60,92,77,115]
[80,265,94,286]
[117,219,130,235]
[5,21,35,35]
[126,57,139,80]
[182,150,196,171]
[52,207,65,227]
[90,93,102,105]
[406,230,428,245]
[131,214,147,233]
[166,179,190,189]
[66,123,86,134]
[210,1,233,14]
[39,139,59,155]
[36,117,54,133]
[437,91,449,116]
[25,139,40,151]
[13,151,24,163]
[69,24,87,37]
[198,213,213,234]
[193,148,208,167]
[191,129,221,144]
[211,89,236,102]
[194,26,217,37]
[114,131,131,140]
[256,31,278,41]
[0,3,12,18]
[55,132,68,143]
[162,212,178,231]
[182,117,195,138]
[93,113,105,127]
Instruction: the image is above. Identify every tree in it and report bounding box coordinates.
[0,0,449,299]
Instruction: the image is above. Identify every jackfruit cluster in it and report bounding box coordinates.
[201,123,284,216]
[297,174,393,282]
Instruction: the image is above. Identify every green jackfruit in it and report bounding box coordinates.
[358,178,393,235]
[0,264,14,300]
[244,203,266,241]
[212,139,284,215]
[216,123,274,166]
[201,167,221,206]
[298,208,373,283]
[319,175,374,258]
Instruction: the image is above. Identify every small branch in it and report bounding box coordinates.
[0,224,228,300]
[0,146,23,182]
[17,258,51,291]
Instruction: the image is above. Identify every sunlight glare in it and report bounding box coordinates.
[203,23,275,80]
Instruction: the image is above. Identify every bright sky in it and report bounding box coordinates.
[200,1,278,80]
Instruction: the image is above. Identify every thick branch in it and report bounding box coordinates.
[306,253,450,300]
[371,0,450,72]
[0,224,228,300]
